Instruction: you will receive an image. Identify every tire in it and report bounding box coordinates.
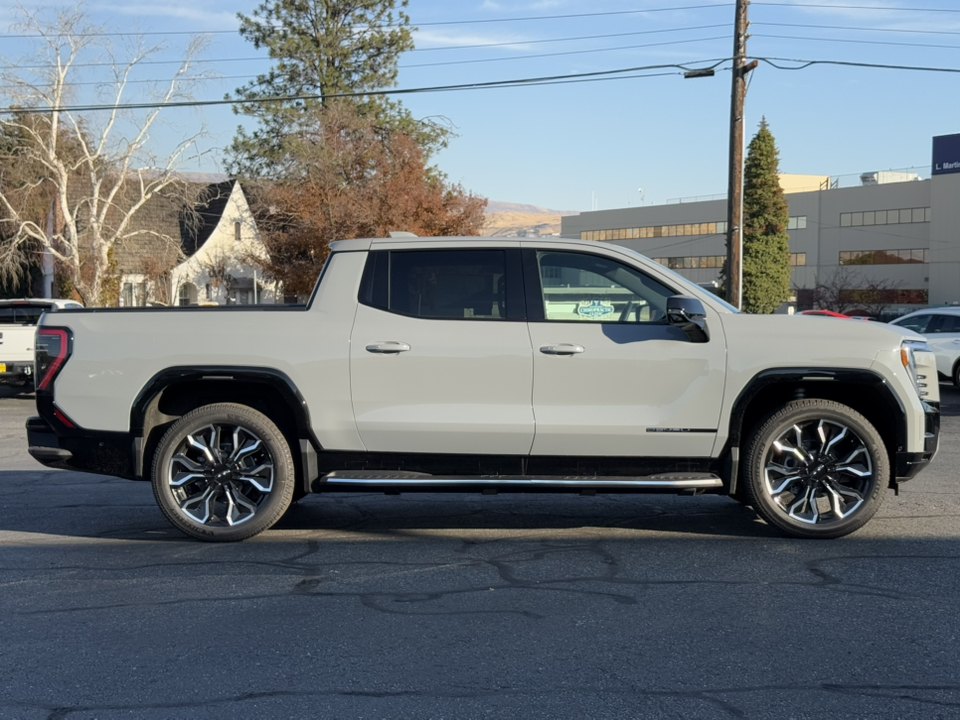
[743,399,888,539]
[953,361,960,389]
[151,403,295,542]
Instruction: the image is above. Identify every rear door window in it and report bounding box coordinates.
[359,249,522,321]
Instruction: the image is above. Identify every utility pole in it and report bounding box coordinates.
[726,0,757,309]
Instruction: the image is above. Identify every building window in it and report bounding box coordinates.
[839,249,928,265]
[234,221,241,242]
[840,207,930,228]
[786,216,807,230]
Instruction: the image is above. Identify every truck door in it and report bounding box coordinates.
[349,245,535,455]
[523,247,727,458]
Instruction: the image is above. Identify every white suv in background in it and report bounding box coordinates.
[889,307,960,386]
[0,298,83,390]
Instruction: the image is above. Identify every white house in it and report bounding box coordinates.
[115,178,277,307]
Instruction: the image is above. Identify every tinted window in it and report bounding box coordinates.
[929,314,960,333]
[361,249,509,321]
[535,251,675,323]
[0,306,48,325]
[892,314,933,334]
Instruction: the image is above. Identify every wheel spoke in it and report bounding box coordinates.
[773,437,810,466]
[227,485,259,525]
[823,426,848,457]
[181,485,217,524]
[823,479,864,519]
[787,485,820,524]
[231,438,263,464]
[186,431,217,465]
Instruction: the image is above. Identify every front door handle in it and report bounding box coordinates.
[366,341,412,354]
[540,344,585,356]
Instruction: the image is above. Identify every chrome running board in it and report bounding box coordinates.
[321,471,722,489]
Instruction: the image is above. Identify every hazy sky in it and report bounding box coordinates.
[2,0,958,211]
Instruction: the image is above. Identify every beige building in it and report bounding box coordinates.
[561,136,960,315]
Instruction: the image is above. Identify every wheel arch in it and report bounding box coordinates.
[725,368,906,494]
[130,366,320,492]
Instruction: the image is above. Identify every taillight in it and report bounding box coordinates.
[36,327,71,391]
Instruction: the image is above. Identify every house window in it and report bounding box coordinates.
[178,282,198,307]
[234,221,241,242]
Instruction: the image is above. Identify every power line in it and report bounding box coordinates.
[8,53,960,115]
[3,60,727,114]
[755,55,960,73]
[754,21,960,37]
[753,2,960,12]
[401,36,729,69]
[0,3,734,40]
[413,24,729,52]
[753,34,960,52]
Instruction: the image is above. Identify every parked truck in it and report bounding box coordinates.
[1,298,83,390]
[26,236,940,541]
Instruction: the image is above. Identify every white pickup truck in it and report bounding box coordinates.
[26,236,940,541]
[1,298,83,390]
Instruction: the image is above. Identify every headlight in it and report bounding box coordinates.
[901,340,932,399]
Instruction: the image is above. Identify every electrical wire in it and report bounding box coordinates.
[401,36,729,69]
[412,24,729,52]
[0,3,735,39]
[754,55,960,73]
[3,60,727,114]
[753,2,960,12]
[753,34,960,52]
[754,22,960,38]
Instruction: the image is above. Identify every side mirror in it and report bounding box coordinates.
[667,295,710,343]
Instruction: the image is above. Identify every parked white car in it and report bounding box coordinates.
[0,298,83,389]
[889,307,960,386]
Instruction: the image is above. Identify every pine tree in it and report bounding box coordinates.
[740,118,791,314]
[226,0,449,177]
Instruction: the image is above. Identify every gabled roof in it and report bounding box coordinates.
[66,177,239,275]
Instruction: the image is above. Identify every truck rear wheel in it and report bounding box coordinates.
[743,399,887,539]
[151,403,295,542]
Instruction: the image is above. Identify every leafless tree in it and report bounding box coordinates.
[810,266,903,317]
[0,3,213,305]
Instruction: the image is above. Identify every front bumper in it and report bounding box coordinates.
[0,361,33,385]
[895,400,940,482]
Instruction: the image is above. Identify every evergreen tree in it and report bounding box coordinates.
[740,118,792,314]
[227,0,449,177]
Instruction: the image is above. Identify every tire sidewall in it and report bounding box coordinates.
[152,403,295,542]
[744,400,888,539]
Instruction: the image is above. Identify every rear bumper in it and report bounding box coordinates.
[895,401,940,482]
[26,415,137,479]
[0,361,33,385]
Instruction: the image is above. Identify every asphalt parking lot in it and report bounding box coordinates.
[1,385,959,719]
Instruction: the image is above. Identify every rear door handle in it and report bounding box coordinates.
[540,344,585,356]
[366,341,411,354]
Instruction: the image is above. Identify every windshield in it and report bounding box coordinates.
[0,305,48,325]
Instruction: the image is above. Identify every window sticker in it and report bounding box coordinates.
[576,300,615,319]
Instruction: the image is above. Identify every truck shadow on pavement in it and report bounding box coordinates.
[0,468,782,542]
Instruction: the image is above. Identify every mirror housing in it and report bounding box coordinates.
[667,295,710,343]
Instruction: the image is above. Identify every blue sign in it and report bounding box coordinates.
[932,134,960,176]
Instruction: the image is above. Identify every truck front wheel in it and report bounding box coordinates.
[743,399,887,539]
[151,403,295,542]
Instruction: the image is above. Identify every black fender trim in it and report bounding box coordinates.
[129,366,322,488]
[724,367,908,494]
